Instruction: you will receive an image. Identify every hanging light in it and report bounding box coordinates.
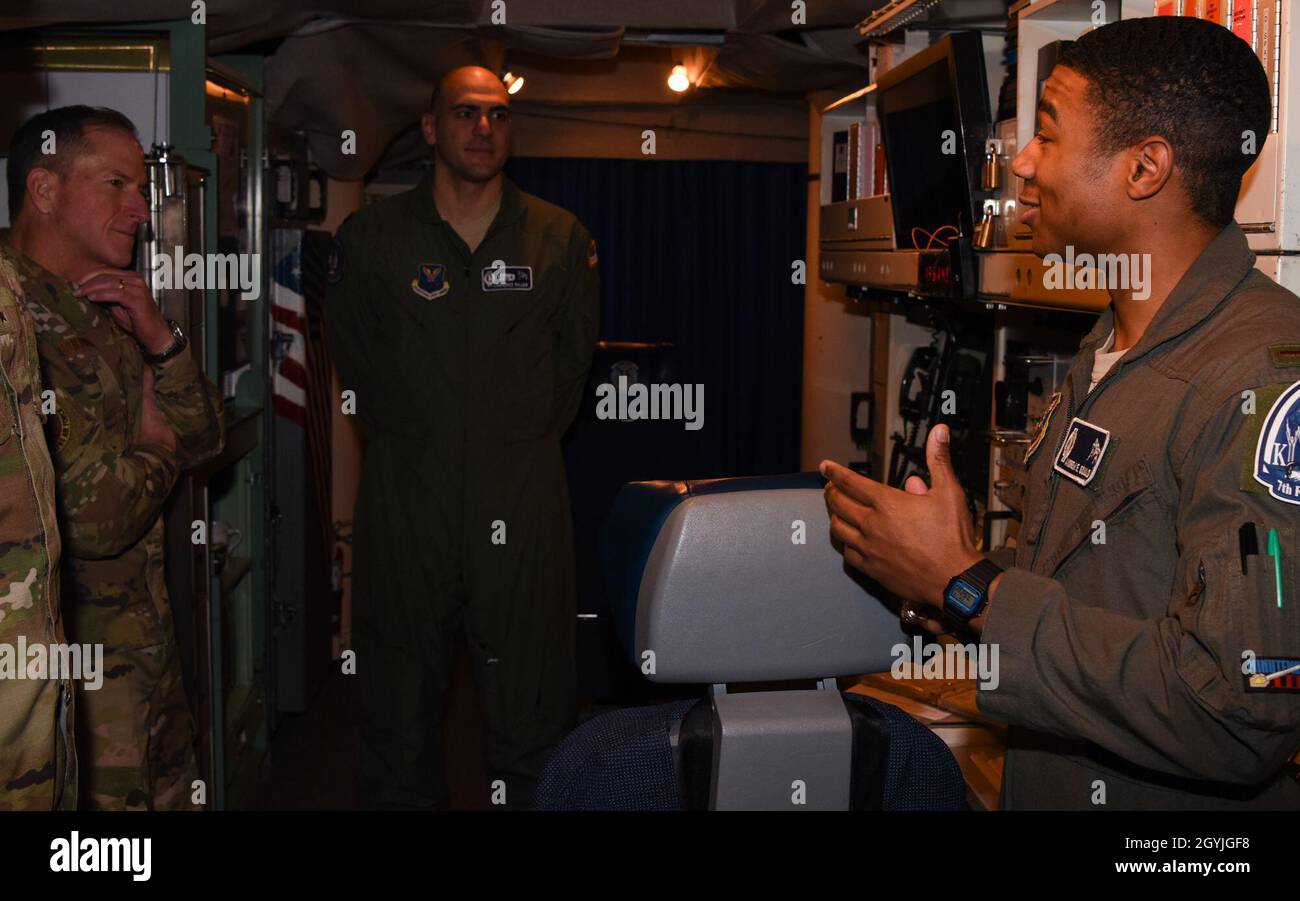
[667,64,690,93]
[503,71,525,95]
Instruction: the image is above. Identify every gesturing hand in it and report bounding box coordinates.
[821,424,982,611]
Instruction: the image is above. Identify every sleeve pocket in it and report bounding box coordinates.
[1186,524,1300,731]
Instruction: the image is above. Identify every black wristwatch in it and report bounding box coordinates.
[142,319,187,365]
[943,558,1005,622]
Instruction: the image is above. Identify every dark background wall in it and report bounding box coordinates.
[507,157,808,700]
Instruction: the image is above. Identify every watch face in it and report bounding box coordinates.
[946,579,983,617]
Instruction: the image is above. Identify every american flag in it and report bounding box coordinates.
[271,232,308,426]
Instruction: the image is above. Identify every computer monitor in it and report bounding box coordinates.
[876,31,992,249]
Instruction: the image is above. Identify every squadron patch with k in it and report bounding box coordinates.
[1053,417,1110,487]
[1252,378,1300,504]
[412,263,449,300]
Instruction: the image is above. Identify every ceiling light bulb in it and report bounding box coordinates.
[667,64,690,93]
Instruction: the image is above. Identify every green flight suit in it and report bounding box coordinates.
[326,173,599,809]
[5,241,224,810]
[0,247,76,811]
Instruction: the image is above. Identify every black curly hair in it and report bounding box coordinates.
[1058,16,1271,229]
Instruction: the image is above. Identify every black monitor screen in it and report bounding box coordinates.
[876,33,990,249]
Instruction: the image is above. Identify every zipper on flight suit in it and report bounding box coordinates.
[1027,349,1126,572]
[1027,270,1255,573]
[444,210,504,597]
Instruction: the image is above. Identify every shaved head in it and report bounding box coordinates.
[429,66,508,114]
[421,65,512,184]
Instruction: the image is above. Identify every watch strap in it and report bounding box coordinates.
[945,557,1005,620]
[142,320,187,364]
[960,558,1004,594]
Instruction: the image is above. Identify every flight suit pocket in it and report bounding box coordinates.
[1047,456,1156,578]
[1233,524,1299,673]
[1183,524,1300,730]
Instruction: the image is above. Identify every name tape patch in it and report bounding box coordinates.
[1053,416,1110,487]
[482,264,533,292]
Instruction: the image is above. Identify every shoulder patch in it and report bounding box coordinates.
[1250,379,1300,504]
[586,238,598,269]
[326,236,345,285]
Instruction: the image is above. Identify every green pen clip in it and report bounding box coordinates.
[1267,528,1284,609]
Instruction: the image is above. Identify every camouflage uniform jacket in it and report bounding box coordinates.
[0,246,75,810]
[5,244,224,657]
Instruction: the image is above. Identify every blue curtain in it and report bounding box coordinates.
[507,158,807,699]
[507,157,807,478]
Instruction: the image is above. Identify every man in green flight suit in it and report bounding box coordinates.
[5,106,224,810]
[822,18,1300,809]
[327,66,600,809]
[0,245,76,811]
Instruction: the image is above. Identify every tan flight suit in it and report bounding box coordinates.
[979,223,1300,809]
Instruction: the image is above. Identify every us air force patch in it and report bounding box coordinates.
[1244,656,1300,692]
[1025,391,1061,463]
[411,263,449,300]
[481,262,533,292]
[326,237,345,285]
[1253,379,1300,504]
[1053,416,1110,487]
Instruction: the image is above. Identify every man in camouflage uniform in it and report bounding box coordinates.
[5,106,223,810]
[0,246,76,811]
